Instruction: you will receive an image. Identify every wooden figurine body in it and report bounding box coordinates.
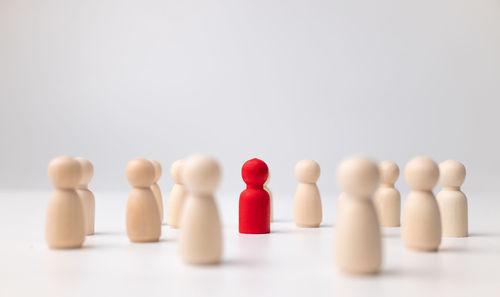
[45,156,85,249]
[149,159,164,223]
[293,160,322,228]
[436,160,468,237]
[179,154,222,265]
[402,156,441,251]
[335,157,381,274]
[167,159,187,228]
[75,157,95,235]
[374,161,401,227]
[125,158,161,242]
[239,158,271,234]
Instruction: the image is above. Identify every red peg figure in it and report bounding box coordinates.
[239,158,271,234]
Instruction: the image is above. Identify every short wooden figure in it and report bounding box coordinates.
[75,157,95,235]
[335,156,381,275]
[178,154,223,265]
[374,161,401,227]
[45,156,85,249]
[125,158,161,242]
[293,160,322,228]
[402,156,441,251]
[167,159,187,228]
[437,160,468,237]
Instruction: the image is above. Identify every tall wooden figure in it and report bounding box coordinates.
[75,157,95,235]
[437,160,468,237]
[149,159,164,223]
[239,158,271,234]
[45,156,85,249]
[335,156,381,275]
[293,160,322,228]
[179,154,222,265]
[402,156,441,251]
[374,161,401,227]
[167,159,187,228]
[125,158,161,242]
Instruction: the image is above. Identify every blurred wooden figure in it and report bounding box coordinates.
[179,154,222,265]
[125,158,161,242]
[402,156,441,251]
[45,156,85,249]
[167,159,187,228]
[374,161,401,227]
[149,159,164,223]
[75,157,95,235]
[293,160,322,228]
[437,160,468,237]
[335,156,381,275]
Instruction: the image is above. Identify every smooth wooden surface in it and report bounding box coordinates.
[1,190,499,297]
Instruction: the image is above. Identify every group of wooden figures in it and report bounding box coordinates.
[45,154,468,274]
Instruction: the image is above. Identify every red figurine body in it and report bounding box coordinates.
[239,158,271,234]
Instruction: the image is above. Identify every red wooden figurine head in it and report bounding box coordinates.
[241,158,269,187]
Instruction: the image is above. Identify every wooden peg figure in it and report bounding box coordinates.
[75,157,95,235]
[293,160,322,228]
[45,156,85,249]
[437,160,468,237]
[402,156,441,251]
[335,156,381,275]
[264,175,273,221]
[149,159,164,223]
[374,161,401,227]
[178,154,222,265]
[239,158,271,234]
[125,158,161,242]
[167,159,187,228]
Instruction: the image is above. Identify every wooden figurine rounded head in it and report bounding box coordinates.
[335,156,381,275]
[46,156,86,249]
[179,154,223,265]
[167,159,187,228]
[75,157,96,235]
[402,156,441,251]
[239,158,271,234]
[125,158,161,242]
[374,161,401,227]
[437,160,468,237]
[149,159,164,223]
[293,160,322,228]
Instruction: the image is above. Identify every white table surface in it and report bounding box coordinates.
[1,190,499,297]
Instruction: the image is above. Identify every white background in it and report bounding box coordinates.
[1,0,500,197]
[1,1,500,296]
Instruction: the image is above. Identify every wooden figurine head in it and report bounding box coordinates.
[170,159,185,185]
[439,160,466,188]
[378,161,399,186]
[75,157,94,188]
[241,158,269,187]
[149,160,162,183]
[48,156,82,189]
[338,156,379,198]
[404,156,439,191]
[126,158,155,188]
[295,160,320,183]
[183,154,221,195]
